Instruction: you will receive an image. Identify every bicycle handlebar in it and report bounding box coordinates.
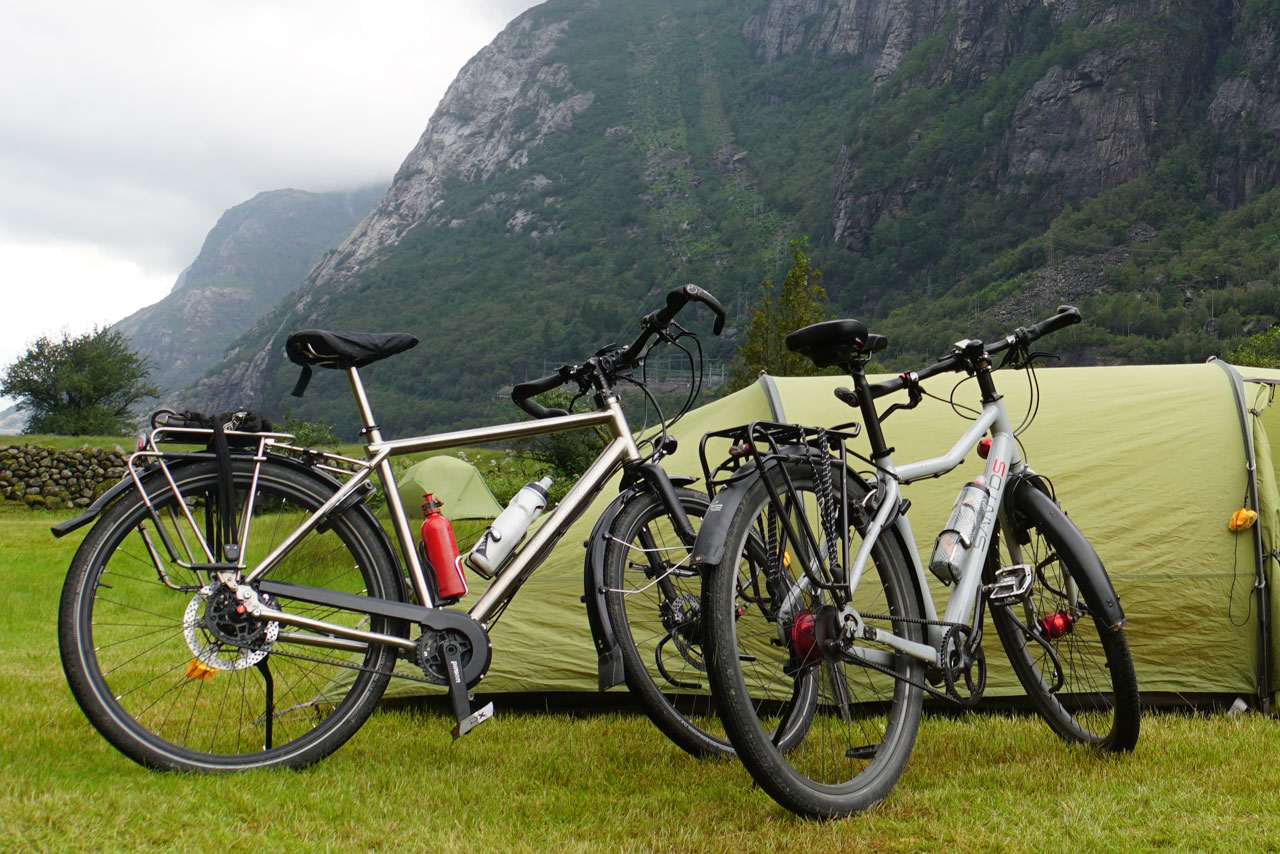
[511,368,573,420]
[512,284,726,419]
[867,304,1082,400]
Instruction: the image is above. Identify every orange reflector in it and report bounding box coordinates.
[185,660,217,681]
[1228,508,1258,532]
[782,551,791,569]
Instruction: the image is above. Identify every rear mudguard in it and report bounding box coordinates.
[51,475,141,538]
[49,453,407,602]
[1004,472,1126,628]
[582,467,697,691]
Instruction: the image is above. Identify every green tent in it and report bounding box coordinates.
[386,363,1280,708]
[396,455,504,522]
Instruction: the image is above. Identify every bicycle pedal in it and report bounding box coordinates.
[452,702,495,739]
[985,563,1033,605]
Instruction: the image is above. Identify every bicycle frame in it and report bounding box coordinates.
[698,387,1031,673]
[128,364,644,652]
[854,395,1024,667]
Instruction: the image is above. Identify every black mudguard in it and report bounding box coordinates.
[51,475,140,538]
[1005,472,1126,629]
[689,465,761,569]
[582,469,697,691]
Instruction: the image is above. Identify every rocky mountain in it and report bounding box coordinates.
[182,0,1279,435]
[115,186,383,395]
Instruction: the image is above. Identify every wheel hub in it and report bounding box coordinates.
[183,585,278,671]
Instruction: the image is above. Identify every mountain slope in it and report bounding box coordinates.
[115,186,383,394]
[185,0,1280,436]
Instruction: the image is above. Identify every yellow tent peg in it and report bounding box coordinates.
[185,659,218,681]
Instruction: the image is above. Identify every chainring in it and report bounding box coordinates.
[415,628,478,687]
[941,623,986,705]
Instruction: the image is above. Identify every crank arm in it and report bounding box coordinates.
[442,640,494,738]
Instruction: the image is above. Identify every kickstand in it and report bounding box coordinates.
[441,640,494,739]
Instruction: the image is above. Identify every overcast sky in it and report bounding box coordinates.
[0,0,540,405]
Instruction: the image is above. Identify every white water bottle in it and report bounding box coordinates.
[929,479,990,583]
[466,476,553,578]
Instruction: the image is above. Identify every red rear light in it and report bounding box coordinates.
[977,438,992,459]
[789,610,820,666]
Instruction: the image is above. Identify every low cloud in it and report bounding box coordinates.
[0,0,540,375]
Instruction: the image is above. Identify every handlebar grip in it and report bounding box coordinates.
[646,284,727,335]
[671,284,726,334]
[512,371,569,419]
[1021,305,1081,344]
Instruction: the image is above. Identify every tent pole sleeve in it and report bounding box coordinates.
[1212,358,1272,709]
[756,372,786,423]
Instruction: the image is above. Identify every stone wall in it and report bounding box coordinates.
[0,444,129,509]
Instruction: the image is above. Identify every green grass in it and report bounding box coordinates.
[4,505,1279,852]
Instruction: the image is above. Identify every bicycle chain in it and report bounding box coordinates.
[844,611,983,705]
[261,644,437,686]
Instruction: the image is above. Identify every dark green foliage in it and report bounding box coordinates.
[2,329,158,435]
[281,415,341,448]
[728,238,833,390]
[1229,326,1280,368]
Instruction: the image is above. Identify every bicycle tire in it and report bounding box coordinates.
[603,487,731,757]
[987,481,1140,751]
[704,456,925,818]
[59,457,403,771]
[604,486,819,759]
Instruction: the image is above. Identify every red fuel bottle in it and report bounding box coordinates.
[420,493,467,602]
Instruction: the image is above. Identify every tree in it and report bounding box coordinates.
[727,238,832,392]
[1228,325,1280,368]
[1,328,159,435]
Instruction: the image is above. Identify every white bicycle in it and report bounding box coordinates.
[696,306,1140,817]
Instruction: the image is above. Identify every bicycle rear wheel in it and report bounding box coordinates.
[704,456,924,818]
[987,481,1140,751]
[59,457,403,771]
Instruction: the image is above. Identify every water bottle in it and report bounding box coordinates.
[420,494,467,602]
[466,476,553,578]
[929,479,990,583]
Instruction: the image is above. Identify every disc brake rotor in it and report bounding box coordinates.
[183,584,279,671]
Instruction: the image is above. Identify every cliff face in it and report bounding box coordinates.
[768,0,1236,250]
[116,187,381,395]
[296,12,597,302]
[190,3,598,412]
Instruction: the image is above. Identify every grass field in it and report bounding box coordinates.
[3,504,1279,852]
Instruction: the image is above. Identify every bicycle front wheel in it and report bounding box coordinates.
[603,487,732,757]
[988,481,1140,751]
[704,457,924,818]
[58,457,403,771]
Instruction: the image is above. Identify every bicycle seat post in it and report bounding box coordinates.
[346,367,382,444]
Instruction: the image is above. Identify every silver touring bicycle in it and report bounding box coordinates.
[54,285,738,770]
[694,305,1141,817]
